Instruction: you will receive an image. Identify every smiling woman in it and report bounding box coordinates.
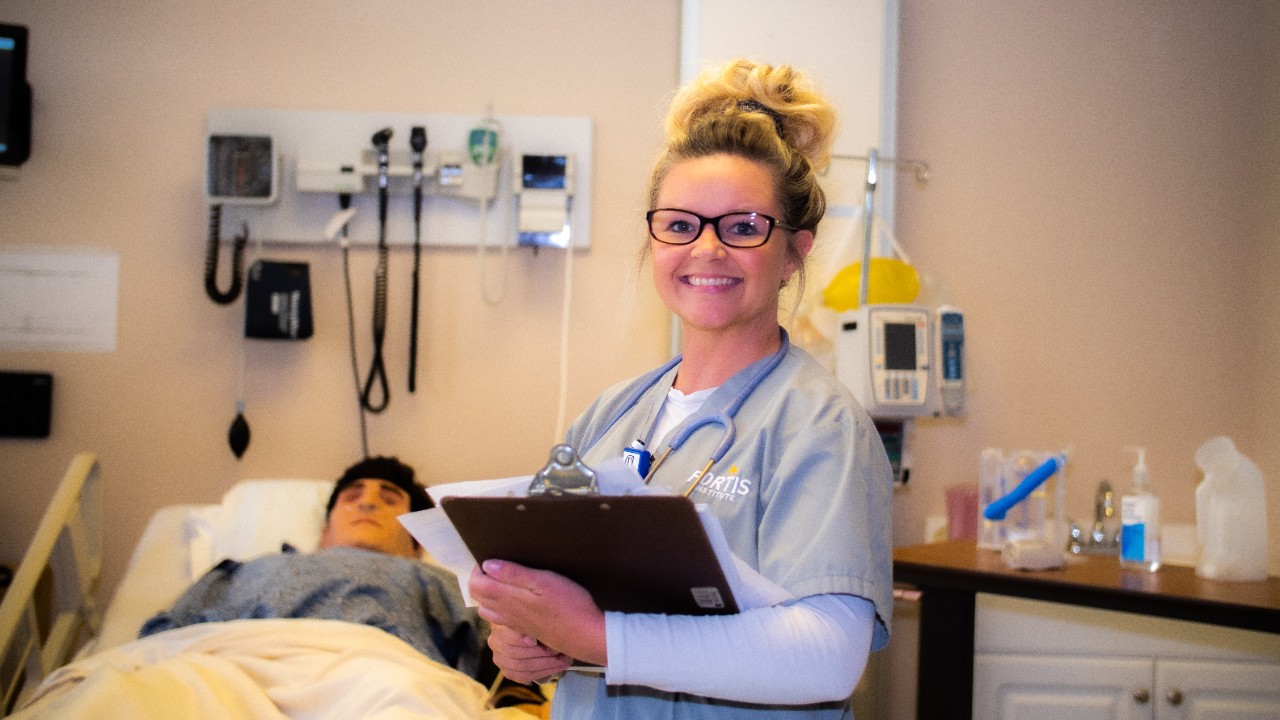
[467,59,893,720]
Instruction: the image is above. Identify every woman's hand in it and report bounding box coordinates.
[468,560,608,669]
[484,622,572,684]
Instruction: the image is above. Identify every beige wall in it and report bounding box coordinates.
[1258,1,1280,572]
[894,1,1279,571]
[878,4,1278,718]
[2,0,1278,618]
[0,0,681,596]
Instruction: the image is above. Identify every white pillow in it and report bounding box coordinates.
[185,479,332,580]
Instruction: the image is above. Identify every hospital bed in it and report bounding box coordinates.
[0,453,546,719]
[0,453,101,715]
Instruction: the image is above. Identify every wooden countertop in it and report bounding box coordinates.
[893,540,1280,634]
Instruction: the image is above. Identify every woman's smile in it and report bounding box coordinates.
[683,274,741,289]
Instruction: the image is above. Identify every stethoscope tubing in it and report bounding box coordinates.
[586,331,790,492]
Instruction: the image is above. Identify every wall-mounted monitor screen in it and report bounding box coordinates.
[0,23,31,167]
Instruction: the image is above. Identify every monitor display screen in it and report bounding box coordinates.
[0,23,30,166]
[884,322,918,371]
[521,155,568,190]
[0,37,15,154]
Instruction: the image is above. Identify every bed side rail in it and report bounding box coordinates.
[0,453,102,715]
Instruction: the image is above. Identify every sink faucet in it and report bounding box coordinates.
[1068,481,1121,555]
[1085,480,1120,554]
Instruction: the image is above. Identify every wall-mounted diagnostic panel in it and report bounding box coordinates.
[205,108,592,249]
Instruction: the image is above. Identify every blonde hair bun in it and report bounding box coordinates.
[665,59,837,172]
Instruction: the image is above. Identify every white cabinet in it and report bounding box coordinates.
[1156,659,1280,720]
[975,654,1280,720]
[973,594,1280,720]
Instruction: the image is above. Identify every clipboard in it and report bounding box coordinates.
[441,494,739,615]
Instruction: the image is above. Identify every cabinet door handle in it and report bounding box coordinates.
[1133,688,1150,704]
[1166,688,1183,706]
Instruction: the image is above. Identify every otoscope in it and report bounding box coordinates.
[408,125,427,394]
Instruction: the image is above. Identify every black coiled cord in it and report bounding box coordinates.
[360,137,392,414]
[204,204,247,304]
[360,241,390,413]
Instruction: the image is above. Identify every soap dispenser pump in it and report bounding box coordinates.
[1120,447,1161,571]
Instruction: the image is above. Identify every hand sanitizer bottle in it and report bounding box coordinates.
[1120,447,1161,571]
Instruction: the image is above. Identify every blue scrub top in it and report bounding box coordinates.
[556,336,894,720]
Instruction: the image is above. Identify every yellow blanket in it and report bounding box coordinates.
[13,618,525,719]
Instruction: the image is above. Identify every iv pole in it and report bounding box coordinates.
[835,148,930,307]
[829,149,931,489]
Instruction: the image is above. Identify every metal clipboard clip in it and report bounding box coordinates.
[527,444,599,496]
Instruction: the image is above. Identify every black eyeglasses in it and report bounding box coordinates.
[646,208,798,249]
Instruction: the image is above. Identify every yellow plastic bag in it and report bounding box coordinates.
[822,257,921,311]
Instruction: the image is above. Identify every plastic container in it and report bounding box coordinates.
[1194,436,1269,581]
[1004,452,1050,544]
[977,448,1007,550]
[1119,447,1161,572]
[945,482,979,540]
[978,448,1067,556]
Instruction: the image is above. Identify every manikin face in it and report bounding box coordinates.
[650,154,812,340]
[318,478,419,559]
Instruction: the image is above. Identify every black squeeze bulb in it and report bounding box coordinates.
[228,408,250,459]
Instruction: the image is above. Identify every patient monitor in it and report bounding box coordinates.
[835,303,965,419]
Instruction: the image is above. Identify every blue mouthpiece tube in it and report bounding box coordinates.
[982,455,1064,521]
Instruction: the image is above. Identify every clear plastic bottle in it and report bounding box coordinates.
[1194,436,1269,581]
[1005,451,1047,544]
[1119,447,1161,571]
[977,448,1007,550]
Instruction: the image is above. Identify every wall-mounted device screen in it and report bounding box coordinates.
[206,134,278,204]
[0,371,52,437]
[521,154,568,190]
[0,23,32,167]
[883,323,918,370]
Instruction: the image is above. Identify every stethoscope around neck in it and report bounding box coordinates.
[586,329,791,497]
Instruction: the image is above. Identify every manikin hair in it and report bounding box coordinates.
[326,455,432,519]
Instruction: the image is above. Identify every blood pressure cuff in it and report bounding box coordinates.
[244,260,313,340]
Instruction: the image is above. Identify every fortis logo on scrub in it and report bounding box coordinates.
[689,466,753,500]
